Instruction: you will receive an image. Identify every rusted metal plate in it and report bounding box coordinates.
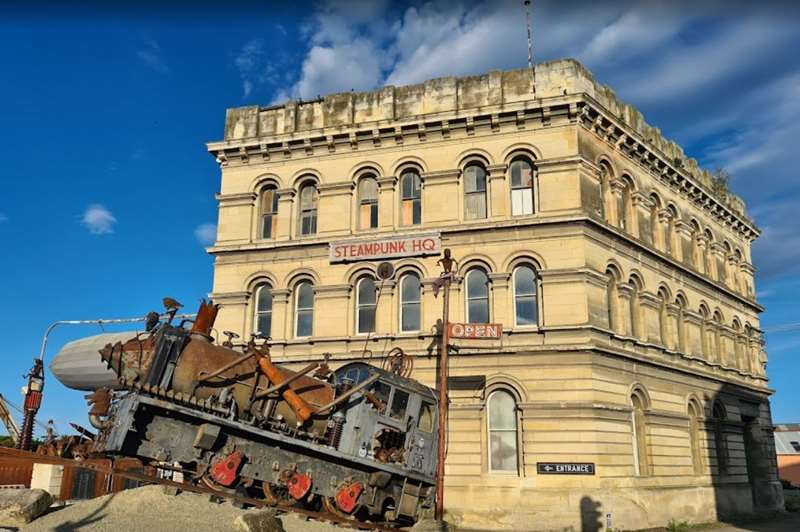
[0,458,33,488]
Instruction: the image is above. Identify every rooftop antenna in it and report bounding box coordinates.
[524,0,536,95]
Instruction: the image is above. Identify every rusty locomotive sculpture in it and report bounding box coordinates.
[54,300,438,525]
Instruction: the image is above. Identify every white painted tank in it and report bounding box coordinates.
[50,331,138,390]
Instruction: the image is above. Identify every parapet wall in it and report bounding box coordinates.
[222,58,745,216]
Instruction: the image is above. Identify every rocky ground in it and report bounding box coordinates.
[16,485,358,532]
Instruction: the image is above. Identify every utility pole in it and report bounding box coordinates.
[435,249,456,521]
[524,0,536,94]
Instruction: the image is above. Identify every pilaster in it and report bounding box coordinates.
[377,176,397,230]
[275,188,295,241]
[486,164,508,220]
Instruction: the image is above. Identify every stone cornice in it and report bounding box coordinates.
[318,182,353,197]
[421,169,460,184]
[216,192,257,207]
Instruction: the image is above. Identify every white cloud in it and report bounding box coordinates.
[137,40,169,74]
[194,223,217,246]
[82,204,116,235]
[235,39,264,96]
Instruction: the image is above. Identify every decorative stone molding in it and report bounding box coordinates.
[209,291,249,305]
[216,192,257,207]
[486,164,508,180]
[421,169,460,185]
[317,182,353,197]
[376,176,398,190]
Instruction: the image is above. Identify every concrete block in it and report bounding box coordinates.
[0,488,53,526]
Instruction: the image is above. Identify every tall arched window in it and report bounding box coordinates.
[487,390,518,473]
[298,182,318,236]
[675,295,687,354]
[509,157,535,216]
[713,311,723,365]
[704,230,715,279]
[688,400,703,475]
[618,179,632,232]
[649,194,663,249]
[657,287,669,347]
[606,268,620,333]
[712,401,729,475]
[254,284,273,337]
[631,390,650,476]
[599,161,612,222]
[629,276,643,339]
[356,276,377,334]
[260,185,279,239]
[358,175,379,230]
[400,170,422,226]
[666,205,678,256]
[513,265,538,326]
[400,273,421,332]
[699,305,711,360]
[464,163,487,220]
[690,220,702,271]
[294,281,314,337]
[466,268,490,323]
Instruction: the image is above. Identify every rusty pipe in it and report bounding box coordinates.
[251,362,319,402]
[314,373,381,416]
[256,357,314,425]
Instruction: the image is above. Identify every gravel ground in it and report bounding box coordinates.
[21,485,352,532]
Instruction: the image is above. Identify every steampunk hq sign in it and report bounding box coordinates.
[329,233,440,263]
[536,462,595,475]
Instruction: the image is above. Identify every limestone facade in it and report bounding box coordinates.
[206,59,782,530]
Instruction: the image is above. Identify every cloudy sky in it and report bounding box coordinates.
[1,0,799,434]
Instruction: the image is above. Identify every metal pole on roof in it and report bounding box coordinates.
[524,1,535,94]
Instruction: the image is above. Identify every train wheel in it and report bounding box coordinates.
[262,482,295,507]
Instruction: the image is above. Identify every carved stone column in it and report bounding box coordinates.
[269,288,291,342]
[725,254,739,291]
[694,234,709,275]
[657,208,673,255]
[377,175,397,230]
[740,263,756,297]
[665,303,681,351]
[719,326,736,368]
[376,280,397,334]
[709,242,726,283]
[674,220,693,264]
[488,272,511,327]
[684,311,704,358]
[275,189,295,241]
[630,191,651,240]
[486,163,508,220]
[617,282,634,338]
[639,292,662,344]
[608,178,626,228]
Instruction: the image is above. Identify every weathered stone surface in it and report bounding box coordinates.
[0,488,53,526]
[233,508,285,532]
[410,518,449,532]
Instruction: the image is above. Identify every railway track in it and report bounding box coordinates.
[0,448,400,531]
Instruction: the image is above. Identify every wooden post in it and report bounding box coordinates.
[434,250,455,521]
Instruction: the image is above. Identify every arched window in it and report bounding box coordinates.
[712,401,729,475]
[260,185,279,239]
[254,284,273,337]
[713,311,723,365]
[487,390,518,473]
[358,175,379,230]
[618,179,632,232]
[356,276,377,334]
[599,161,612,222]
[733,319,743,369]
[699,305,711,360]
[464,163,487,220]
[649,194,663,249]
[513,265,538,326]
[690,220,702,271]
[400,273,421,332]
[631,390,650,476]
[294,281,314,337]
[675,295,687,354]
[465,268,490,323]
[657,287,669,347]
[400,170,422,226]
[509,157,535,216]
[688,400,703,475]
[704,229,715,279]
[298,182,318,236]
[666,205,678,256]
[606,269,620,333]
[629,276,643,339]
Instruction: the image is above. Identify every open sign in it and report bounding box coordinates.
[448,323,503,339]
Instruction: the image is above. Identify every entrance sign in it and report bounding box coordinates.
[537,462,595,475]
[448,323,502,339]
[329,233,440,263]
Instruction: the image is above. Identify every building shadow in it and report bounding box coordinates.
[579,496,602,532]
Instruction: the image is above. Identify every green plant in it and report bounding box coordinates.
[666,520,690,532]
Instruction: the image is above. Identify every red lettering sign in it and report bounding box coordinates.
[330,233,441,263]
[448,322,503,339]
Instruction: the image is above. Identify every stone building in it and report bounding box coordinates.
[205,59,782,530]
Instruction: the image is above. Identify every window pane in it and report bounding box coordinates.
[468,300,489,323]
[359,177,378,200]
[401,173,420,199]
[510,160,533,188]
[465,192,486,219]
[401,275,420,302]
[514,267,536,295]
[358,278,377,304]
[489,392,516,430]
[490,431,518,471]
[297,310,313,337]
[412,198,421,225]
[418,402,434,432]
[467,270,489,298]
[401,302,420,331]
[464,165,486,192]
[389,389,409,420]
[515,296,537,326]
[370,203,378,228]
[262,215,274,239]
[257,286,273,312]
[257,314,271,336]
[358,307,375,333]
[297,282,313,309]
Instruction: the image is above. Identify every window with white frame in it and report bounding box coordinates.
[254,284,272,337]
[298,182,318,236]
[260,185,279,239]
[358,176,379,230]
[487,390,518,473]
[509,157,535,216]
[466,269,490,323]
[513,265,538,326]
[294,281,314,337]
[400,170,422,226]
[400,273,421,332]
[356,276,377,334]
[463,163,487,220]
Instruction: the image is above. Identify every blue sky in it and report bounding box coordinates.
[1,0,799,437]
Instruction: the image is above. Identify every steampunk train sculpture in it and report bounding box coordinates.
[51,300,438,525]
